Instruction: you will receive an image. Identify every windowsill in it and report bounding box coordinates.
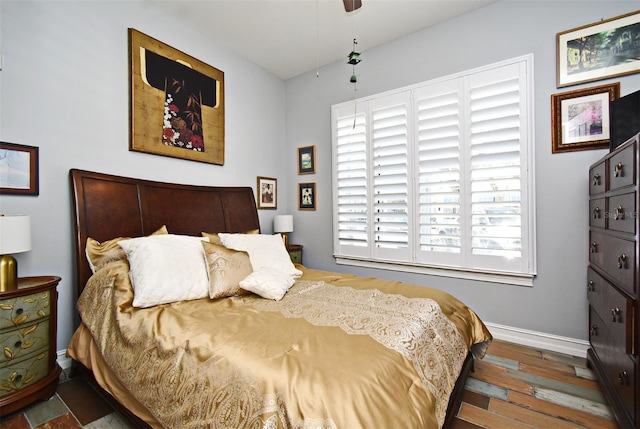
[334,256,535,287]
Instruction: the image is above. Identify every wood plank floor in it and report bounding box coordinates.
[452,340,618,429]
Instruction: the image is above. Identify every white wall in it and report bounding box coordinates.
[284,1,640,341]
[0,1,288,351]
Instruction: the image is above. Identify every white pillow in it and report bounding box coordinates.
[239,268,296,300]
[118,234,210,308]
[219,233,302,278]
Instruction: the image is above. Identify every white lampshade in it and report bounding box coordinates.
[273,215,293,233]
[0,215,31,254]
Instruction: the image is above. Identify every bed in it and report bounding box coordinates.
[66,168,492,429]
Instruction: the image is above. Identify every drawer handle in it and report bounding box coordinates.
[614,162,624,177]
[614,205,625,220]
[593,207,601,219]
[618,371,628,386]
[590,242,598,253]
[611,307,621,322]
[587,280,595,292]
[593,173,601,186]
[617,253,627,269]
[590,324,598,336]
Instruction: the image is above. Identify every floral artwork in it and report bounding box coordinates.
[129,29,225,164]
[551,82,619,153]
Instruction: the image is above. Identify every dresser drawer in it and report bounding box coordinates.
[589,231,635,296]
[0,350,49,398]
[0,290,50,331]
[0,320,49,364]
[589,197,606,229]
[590,161,606,195]
[608,192,636,234]
[609,142,636,191]
[607,285,635,356]
[605,353,636,423]
[587,267,608,315]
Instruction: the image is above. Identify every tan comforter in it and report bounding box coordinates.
[67,262,491,429]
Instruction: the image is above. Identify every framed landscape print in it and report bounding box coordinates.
[298,182,316,210]
[551,82,619,153]
[297,145,316,174]
[257,176,277,209]
[0,142,39,195]
[129,28,225,164]
[557,11,640,88]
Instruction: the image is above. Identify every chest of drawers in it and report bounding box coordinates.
[0,276,61,416]
[587,133,639,428]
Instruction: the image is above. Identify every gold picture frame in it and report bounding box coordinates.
[298,182,316,211]
[551,82,619,153]
[556,11,640,88]
[128,28,225,164]
[297,145,316,174]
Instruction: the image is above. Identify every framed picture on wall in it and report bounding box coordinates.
[298,182,316,210]
[551,82,619,153]
[257,176,277,209]
[128,28,225,164]
[0,142,39,195]
[297,145,316,174]
[556,11,640,88]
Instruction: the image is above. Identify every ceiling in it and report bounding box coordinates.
[145,0,498,80]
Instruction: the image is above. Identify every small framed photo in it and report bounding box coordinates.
[297,145,316,174]
[551,82,619,154]
[557,11,640,88]
[257,176,277,209]
[298,182,316,211]
[0,142,39,195]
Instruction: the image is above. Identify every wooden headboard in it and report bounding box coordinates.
[70,169,260,297]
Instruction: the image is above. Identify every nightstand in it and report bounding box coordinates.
[0,276,61,416]
[286,244,303,265]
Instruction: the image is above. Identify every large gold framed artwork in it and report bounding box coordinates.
[128,29,225,165]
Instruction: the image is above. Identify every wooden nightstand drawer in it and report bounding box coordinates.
[0,350,49,398]
[0,320,50,364]
[0,290,50,331]
[286,244,303,265]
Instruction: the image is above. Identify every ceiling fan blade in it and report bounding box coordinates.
[343,0,362,12]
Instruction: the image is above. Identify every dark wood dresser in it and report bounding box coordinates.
[588,132,639,428]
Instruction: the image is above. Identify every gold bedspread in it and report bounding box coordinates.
[67,263,491,429]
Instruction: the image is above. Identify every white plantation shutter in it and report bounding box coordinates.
[334,104,369,257]
[332,54,535,281]
[372,92,411,261]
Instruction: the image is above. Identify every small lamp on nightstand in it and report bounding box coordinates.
[274,214,293,248]
[0,215,31,292]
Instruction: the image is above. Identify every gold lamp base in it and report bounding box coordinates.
[0,254,18,292]
[281,233,290,249]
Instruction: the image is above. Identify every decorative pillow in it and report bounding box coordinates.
[202,241,252,299]
[202,229,259,245]
[219,233,302,278]
[85,225,168,273]
[118,234,210,308]
[239,268,296,301]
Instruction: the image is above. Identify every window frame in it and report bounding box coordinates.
[331,54,536,286]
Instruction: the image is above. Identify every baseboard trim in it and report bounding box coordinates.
[485,322,589,358]
[55,323,590,369]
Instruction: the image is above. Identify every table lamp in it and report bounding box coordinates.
[0,215,31,292]
[273,215,293,248]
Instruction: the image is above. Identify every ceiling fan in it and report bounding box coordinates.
[343,0,362,13]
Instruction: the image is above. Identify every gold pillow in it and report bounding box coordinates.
[202,241,253,299]
[202,229,259,245]
[85,225,168,273]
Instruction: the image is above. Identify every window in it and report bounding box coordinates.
[331,55,535,285]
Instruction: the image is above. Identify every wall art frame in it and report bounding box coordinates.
[0,142,39,196]
[129,28,225,164]
[551,82,619,153]
[298,182,316,211]
[557,10,640,88]
[297,145,316,174]
[257,176,277,209]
